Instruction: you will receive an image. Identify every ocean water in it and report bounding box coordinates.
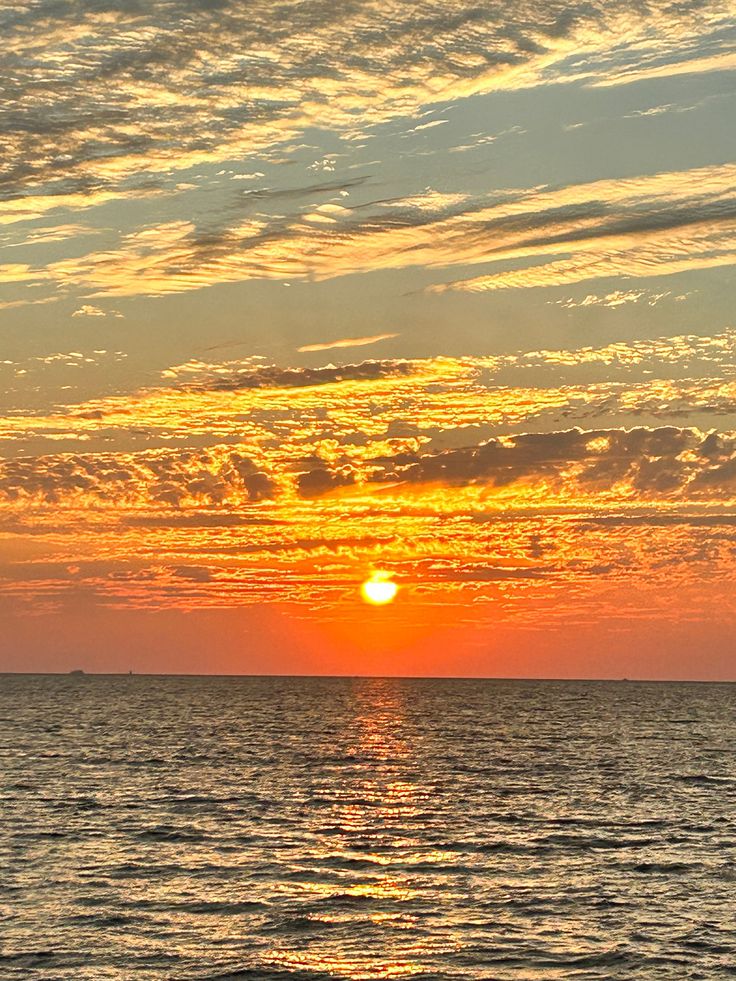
[1,676,735,980]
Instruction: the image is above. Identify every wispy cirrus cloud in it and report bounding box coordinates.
[426,162,736,294]
[160,357,413,391]
[589,47,736,88]
[11,161,733,301]
[297,333,398,353]
[2,0,733,224]
[549,289,682,309]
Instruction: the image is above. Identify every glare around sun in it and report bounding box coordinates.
[361,573,398,606]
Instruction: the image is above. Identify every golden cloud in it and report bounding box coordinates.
[2,342,736,619]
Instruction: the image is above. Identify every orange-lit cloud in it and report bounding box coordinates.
[297,334,399,353]
[2,340,736,630]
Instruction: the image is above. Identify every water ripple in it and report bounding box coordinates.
[1,675,735,979]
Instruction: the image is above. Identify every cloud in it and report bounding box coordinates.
[21,161,736,299]
[2,0,733,229]
[434,225,736,293]
[3,2,736,621]
[297,333,399,353]
[3,419,736,618]
[3,412,736,510]
[367,426,711,497]
[590,48,736,89]
[0,349,127,377]
[1,223,100,247]
[501,329,736,373]
[161,358,413,390]
[72,304,123,318]
[5,336,736,457]
[549,289,674,309]
[0,447,277,507]
[0,295,59,312]
[3,344,736,616]
[426,162,736,294]
[297,464,357,498]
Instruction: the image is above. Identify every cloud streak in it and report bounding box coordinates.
[297,333,399,353]
[13,161,734,300]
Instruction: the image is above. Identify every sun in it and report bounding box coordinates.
[361,571,398,606]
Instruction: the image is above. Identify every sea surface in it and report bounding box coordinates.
[1,675,735,980]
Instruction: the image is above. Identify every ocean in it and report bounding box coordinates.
[1,675,734,980]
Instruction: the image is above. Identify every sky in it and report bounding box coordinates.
[1,0,736,679]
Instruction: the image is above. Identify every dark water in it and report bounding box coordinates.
[1,676,735,980]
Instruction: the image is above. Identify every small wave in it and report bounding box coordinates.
[538,833,661,850]
[626,861,698,874]
[541,947,638,969]
[477,840,533,854]
[674,774,735,785]
[179,967,335,981]
[0,951,57,963]
[136,827,206,842]
[262,914,340,934]
[314,855,383,870]
[111,897,267,915]
[68,913,133,927]
[178,900,267,915]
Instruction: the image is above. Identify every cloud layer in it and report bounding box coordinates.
[3,0,735,308]
[4,0,732,211]
[7,161,735,301]
[3,342,736,622]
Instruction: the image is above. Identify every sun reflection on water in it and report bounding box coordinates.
[261,679,453,978]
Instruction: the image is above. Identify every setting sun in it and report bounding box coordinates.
[361,572,399,606]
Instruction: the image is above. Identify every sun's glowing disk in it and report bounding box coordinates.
[361,572,398,606]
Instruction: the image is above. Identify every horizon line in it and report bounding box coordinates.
[1,671,733,685]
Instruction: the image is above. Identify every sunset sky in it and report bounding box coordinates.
[2,0,736,678]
